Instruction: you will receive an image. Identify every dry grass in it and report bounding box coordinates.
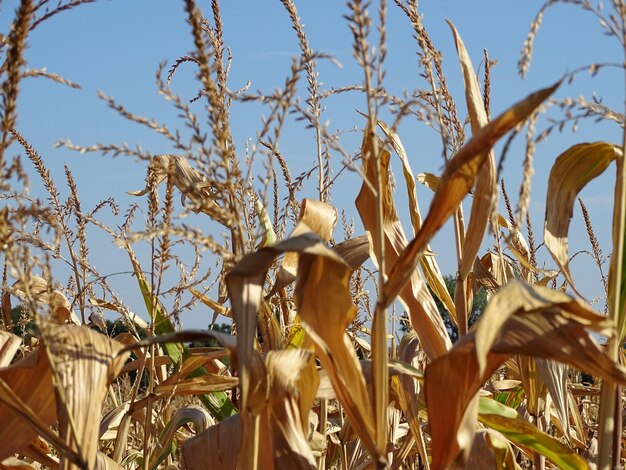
[0,0,626,469]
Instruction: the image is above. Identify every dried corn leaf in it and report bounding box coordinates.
[517,355,547,418]
[377,121,457,327]
[383,81,559,307]
[466,429,518,470]
[535,358,572,442]
[474,280,611,375]
[182,414,241,470]
[226,221,331,412]
[128,155,227,224]
[491,379,521,391]
[120,355,170,374]
[268,198,337,296]
[293,336,319,433]
[188,289,230,317]
[265,349,317,469]
[94,452,124,470]
[317,357,423,401]
[161,354,227,384]
[112,332,144,360]
[356,129,451,360]
[357,121,438,456]
[295,240,380,462]
[376,120,422,235]
[416,172,440,191]
[149,405,213,470]
[41,323,130,470]
[392,332,430,469]
[449,21,498,334]
[257,301,281,352]
[0,457,37,469]
[544,142,619,293]
[20,437,58,469]
[332,235,370,271]
[99,403,130,440]
[89,298,148,329]
[227,223,380,464]
[0,331,20,367]
[472,254,502,296]
[0,347,56,462]
[12,276,79,325]
[297,198,336,242]
[181,351,317,470]
[153,374,239,396]
[424,280,626,470]
[475,252,516,295]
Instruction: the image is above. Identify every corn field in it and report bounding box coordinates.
[1,0,626,469]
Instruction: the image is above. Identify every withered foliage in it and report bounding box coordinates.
[0,1,625,469]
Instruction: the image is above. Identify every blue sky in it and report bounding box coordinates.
[4,0,623,326]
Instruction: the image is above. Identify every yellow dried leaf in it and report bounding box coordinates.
[296,245,380,462]
[188,289,230,317]
[416,172,441,191]
[228,221,382,463]
[449,21,498,333]
[391,332,430,467]
[182,415,242,470]
[99,403,129,441]
[265,349,317,469]
[0,331,20,367]
[41,323,130,469]
[535,358,572,442]
[0,457,37,469]
[268,198,337,296]
[154,374,239,396]
[383,81,560,308]
[0,348,56,462]
[332,235,370,271]
[517,355,547,418]
[377,122,457,328]
[474,280,610,375]
[12,276,79,325]
[89,298,148,329]
[466,429,518,470]
[21,437,59,469]
[424,280,626,470]
[129,155,227,224]
[356,130,451,360]
[148,404,213,469]
[544,142,619,293]
[94,452,124,470]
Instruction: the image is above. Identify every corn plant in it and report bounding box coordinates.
[0,0,625,469]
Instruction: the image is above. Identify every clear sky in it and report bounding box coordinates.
[3,0,623,327]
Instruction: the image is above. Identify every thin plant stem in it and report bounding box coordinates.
[319,399,328,470]
[597,26,626,469]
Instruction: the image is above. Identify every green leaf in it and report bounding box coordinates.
[127,248,182,363]
[287,322,305,349]
[479,397,589,470]
[126,247,237,420]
